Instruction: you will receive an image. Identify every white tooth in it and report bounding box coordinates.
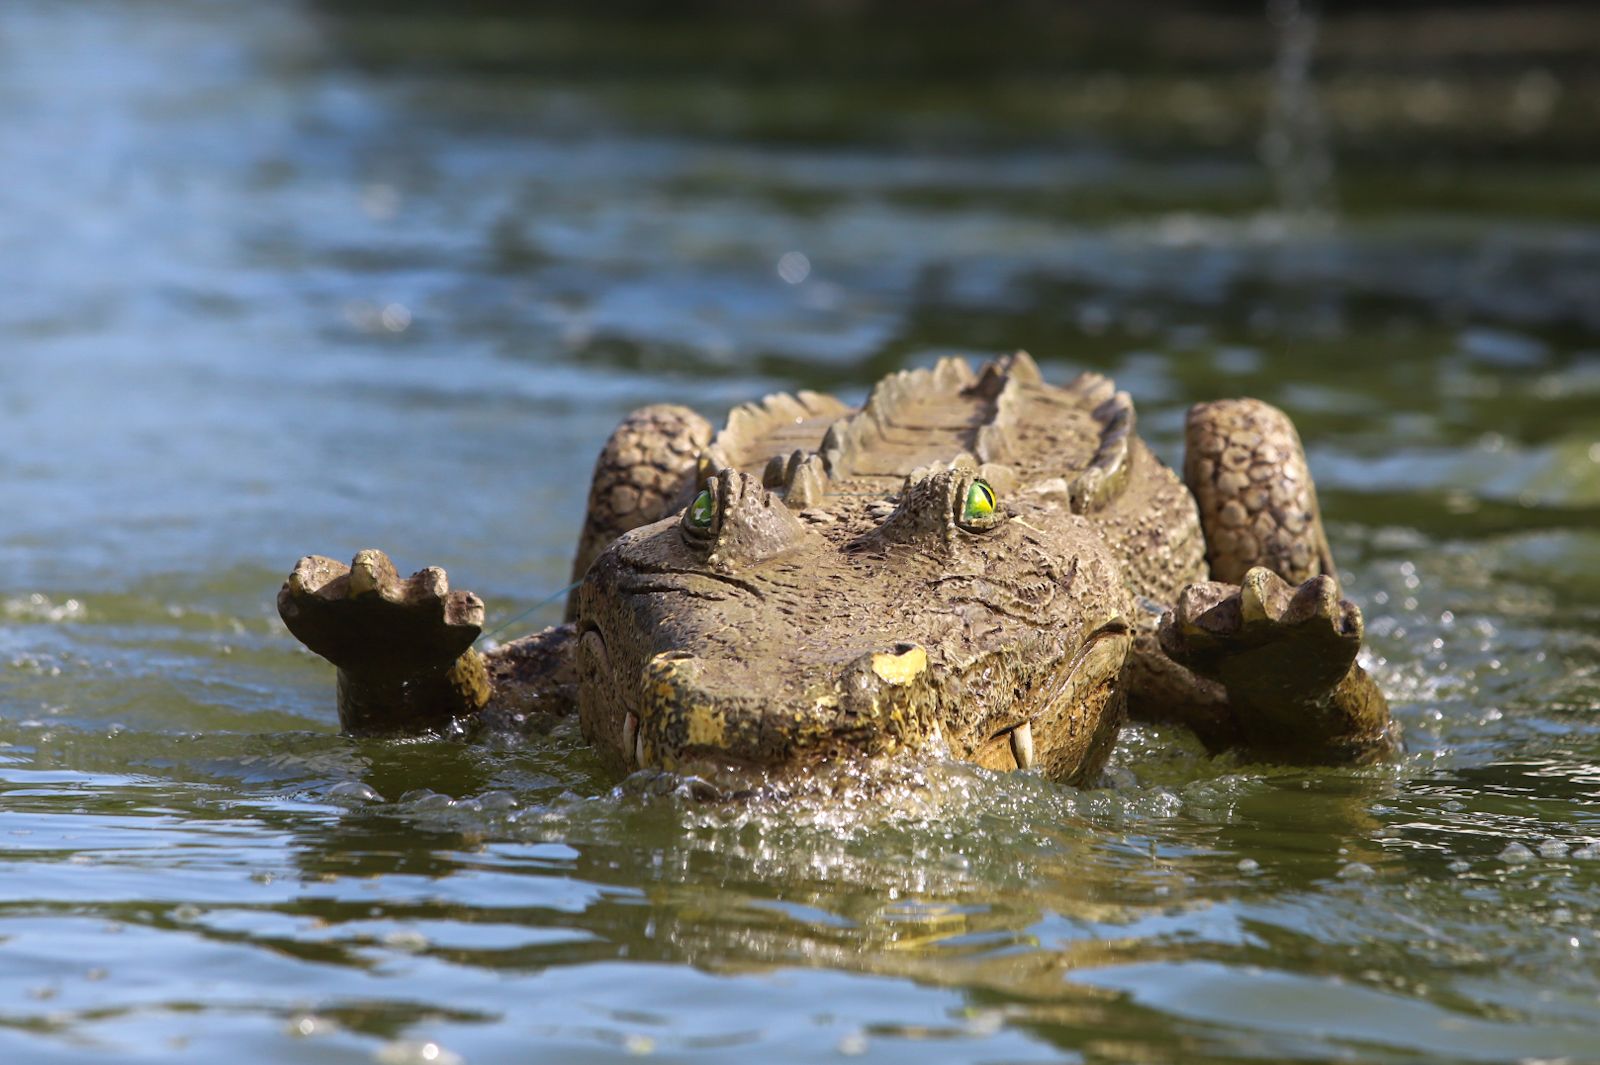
[622,713,639,765]
[635,730,647,769]
[1010,721,1035,770]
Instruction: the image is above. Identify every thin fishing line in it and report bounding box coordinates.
[477,580,582,645]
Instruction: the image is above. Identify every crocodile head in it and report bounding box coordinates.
[573,454,1136,786]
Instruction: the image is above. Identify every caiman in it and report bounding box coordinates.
[278,354,1394,787]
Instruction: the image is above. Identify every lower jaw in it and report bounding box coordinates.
[647,746,784,786]
[638,742,930,801]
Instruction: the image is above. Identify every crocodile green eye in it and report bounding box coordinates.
[962,479,997,524]
[687,489,716,530]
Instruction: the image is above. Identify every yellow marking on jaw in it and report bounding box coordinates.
[871,645,927,686]
[684,703,727,748]
[645,654,728,752]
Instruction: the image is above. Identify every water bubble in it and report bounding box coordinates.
[287,1012,337,1037]
[1500,842,1535,864]
[382,929,431,953]
[3,594,86,624]
[1447,859,1471,874]
[401,789,454,810]
[328,781,380,804]
[374,1041,463,1065]
[381,303,412,332]
[1338,862,1375,880]
[1538,839,1570,860]
[1102,766,1138,791]
[173,904,203,923]
[776,252,810,285]
[837,1032,869,1056]
[1571,845,1600,860]
[1237,858,1261,875]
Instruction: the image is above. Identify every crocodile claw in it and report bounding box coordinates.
[279,549,484,676]
[1160,567,1361,705]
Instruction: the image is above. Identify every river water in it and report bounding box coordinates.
[3,2,1599,1062]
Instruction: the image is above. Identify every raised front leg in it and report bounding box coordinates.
[1134,399,1394,761]
[279,550,492,735]
[1184,398,1337,585]
[1159,568,1393,759]
[279,404,710,736]
[565,404,712,618]
[280,550,581,736]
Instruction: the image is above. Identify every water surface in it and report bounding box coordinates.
[2,2,1599,1061]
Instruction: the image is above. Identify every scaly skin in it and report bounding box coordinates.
[565,404,713,620]
[279,355,1394,781]
[1184,398,1336,585]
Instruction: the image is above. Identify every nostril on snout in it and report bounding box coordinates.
[870,642,928,686]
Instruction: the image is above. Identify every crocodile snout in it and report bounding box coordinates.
[623,642,936,773]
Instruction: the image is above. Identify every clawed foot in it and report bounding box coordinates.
[1160,567,1361,718]
[279,550,494,735]
[279,549,484,675]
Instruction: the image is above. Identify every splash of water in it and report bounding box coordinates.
[1262,0,1336,232]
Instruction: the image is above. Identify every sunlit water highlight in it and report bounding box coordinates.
[2,1,1599,1062]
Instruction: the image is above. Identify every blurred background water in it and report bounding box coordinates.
[1,1,1598,1061]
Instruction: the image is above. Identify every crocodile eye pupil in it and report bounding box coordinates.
[688,489,715,529]
[963,479,996,523]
